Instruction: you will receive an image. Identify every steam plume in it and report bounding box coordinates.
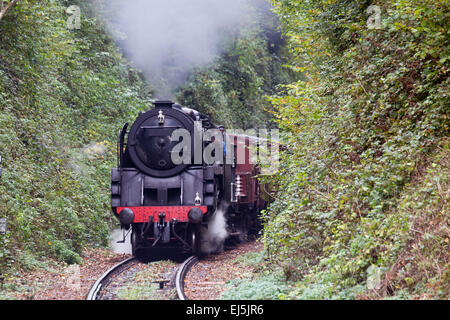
[94,0,253,98]
[200,201,229,254]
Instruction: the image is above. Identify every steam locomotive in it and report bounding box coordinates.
[111,100,270,256]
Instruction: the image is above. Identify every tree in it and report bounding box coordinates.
[0,0,21,21]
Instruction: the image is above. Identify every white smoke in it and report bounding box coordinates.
[200,201,229,254]
[93,0,258,98]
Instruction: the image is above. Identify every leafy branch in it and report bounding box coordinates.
[0,0,20,21]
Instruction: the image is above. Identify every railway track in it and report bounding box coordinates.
[86,255,198,300]
[86,257,137,300]
[175,255,199,300]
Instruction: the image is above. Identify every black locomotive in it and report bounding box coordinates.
[111,100,267,256]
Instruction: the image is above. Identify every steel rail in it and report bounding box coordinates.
[86,257,136,300]
[175,255,199,300]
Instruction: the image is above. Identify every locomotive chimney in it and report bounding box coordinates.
[154,100,175,108]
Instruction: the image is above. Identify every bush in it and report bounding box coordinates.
[262,0,449,299]
[221,273,288,300]
[0,0,151,271]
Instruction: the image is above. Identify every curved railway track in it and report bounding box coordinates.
[86,257,137,300]
[86,255,198,300]
[175,255,199,300]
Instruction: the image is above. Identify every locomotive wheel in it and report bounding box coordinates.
[235,214,250,243]
[187,225,200,254]
[237,224,249,243]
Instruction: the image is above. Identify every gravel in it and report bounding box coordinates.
[184,241,264,300]
[1,241,263,300]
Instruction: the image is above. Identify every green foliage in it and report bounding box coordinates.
[262,0,449,299]
[221,273,289,300]
[0,0,150,270]
[232,250,266,267]
[377,148,449,299]
[176,5,299,129]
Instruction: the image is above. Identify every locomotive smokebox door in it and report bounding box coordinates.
[127,101,195,178]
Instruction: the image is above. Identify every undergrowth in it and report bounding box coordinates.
[0,0,151,273]
[261,0,449,299]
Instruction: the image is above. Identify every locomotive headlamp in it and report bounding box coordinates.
[194,192,202,206]
[119,208,135,225]
[158,110,165,125]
